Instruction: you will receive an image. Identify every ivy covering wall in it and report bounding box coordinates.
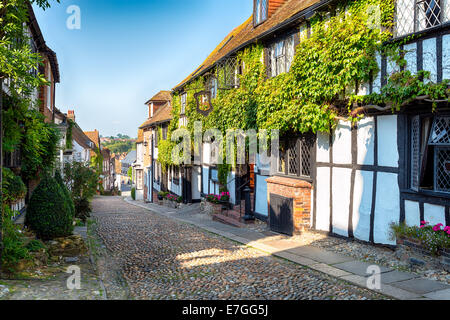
[158,0,449,170]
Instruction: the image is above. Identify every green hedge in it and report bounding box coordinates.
[55,170,75,219]
[26,175,74,240]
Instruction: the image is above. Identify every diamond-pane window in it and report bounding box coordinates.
[288,139,299,175]
[429,116,450,145]
[411,116,421,191]
[395,0,446,37]
[277,134,314,178]
[410,115,450,194]
[435,147,450,192]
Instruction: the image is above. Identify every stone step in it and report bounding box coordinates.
[212,213,247,228]
[225,210,242,220]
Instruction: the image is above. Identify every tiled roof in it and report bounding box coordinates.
[84,130,100,149]
[136,129,144,144]
[174,0,322,91]
[27,2,60,83]
[139,103,173,129]
[145,91,172,104]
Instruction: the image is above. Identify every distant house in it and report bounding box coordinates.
[54,109,95,174]
[139,91,173,202]
[101,148,115,192]
[133,129,145,200]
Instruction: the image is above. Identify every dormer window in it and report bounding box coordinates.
[254,0,268,26]
[150,103,154,118]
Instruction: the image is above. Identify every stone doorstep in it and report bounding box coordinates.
[333,260,392,277]
[339,275,422,300]
[423,288,450,300]
[390,278,450,295]
[286,246,354,265]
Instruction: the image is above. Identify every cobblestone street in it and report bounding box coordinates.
[91,196,387,300]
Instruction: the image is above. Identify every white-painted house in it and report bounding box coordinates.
[172,0,450,244]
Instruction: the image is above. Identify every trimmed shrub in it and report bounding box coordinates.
[26,175,74,240]
[55,170,75,219]
[131,187,136,200]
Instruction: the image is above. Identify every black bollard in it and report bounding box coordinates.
[242,186,255,221]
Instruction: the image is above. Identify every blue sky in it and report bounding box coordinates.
[33,0,253,138]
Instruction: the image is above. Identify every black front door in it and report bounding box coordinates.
[269,194,294,236]
[182,166,192,204]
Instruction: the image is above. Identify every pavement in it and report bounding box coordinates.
[125,197,450,300]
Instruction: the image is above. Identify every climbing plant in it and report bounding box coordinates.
[160,0,449,167]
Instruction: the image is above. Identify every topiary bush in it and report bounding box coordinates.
[131,187,136,200]
[25,175,74,240]
[55,170,75,219]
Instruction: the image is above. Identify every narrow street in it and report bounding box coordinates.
[91,196,386,300]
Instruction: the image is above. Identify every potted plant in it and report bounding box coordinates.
[205,194,222,214]
[218,191,231,209]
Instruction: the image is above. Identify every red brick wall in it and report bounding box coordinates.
[266,176,312,234]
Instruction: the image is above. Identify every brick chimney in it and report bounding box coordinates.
[67,110,75,122]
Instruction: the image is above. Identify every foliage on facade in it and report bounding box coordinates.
[158,0,449,168]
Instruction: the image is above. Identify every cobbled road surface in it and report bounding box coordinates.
[92,197,386,300]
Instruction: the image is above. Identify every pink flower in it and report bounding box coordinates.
[433,223,443,232]
[444,226,450,235]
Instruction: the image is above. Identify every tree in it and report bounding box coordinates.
[0,0,60,267]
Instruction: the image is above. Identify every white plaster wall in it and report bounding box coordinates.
[386,56,400,79]
[374,172,400,245]
[202,167,209,195]
[332,168,352,237]
[255,175,268,216]
[227,171,237,205]
[203,143,211,165]
[423,37,438,83]
[332,120,352,165]
[192,166,201,200]
[317,132,330,163]
[315,167,330,232]
[357,117,375,166]
[404,42,417,74]
[377,115,399,168]
[443,34,450,80]
[424,204,446,226]
[405,200,421,227]
[353,170,374,242]
[256,153,271,172]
